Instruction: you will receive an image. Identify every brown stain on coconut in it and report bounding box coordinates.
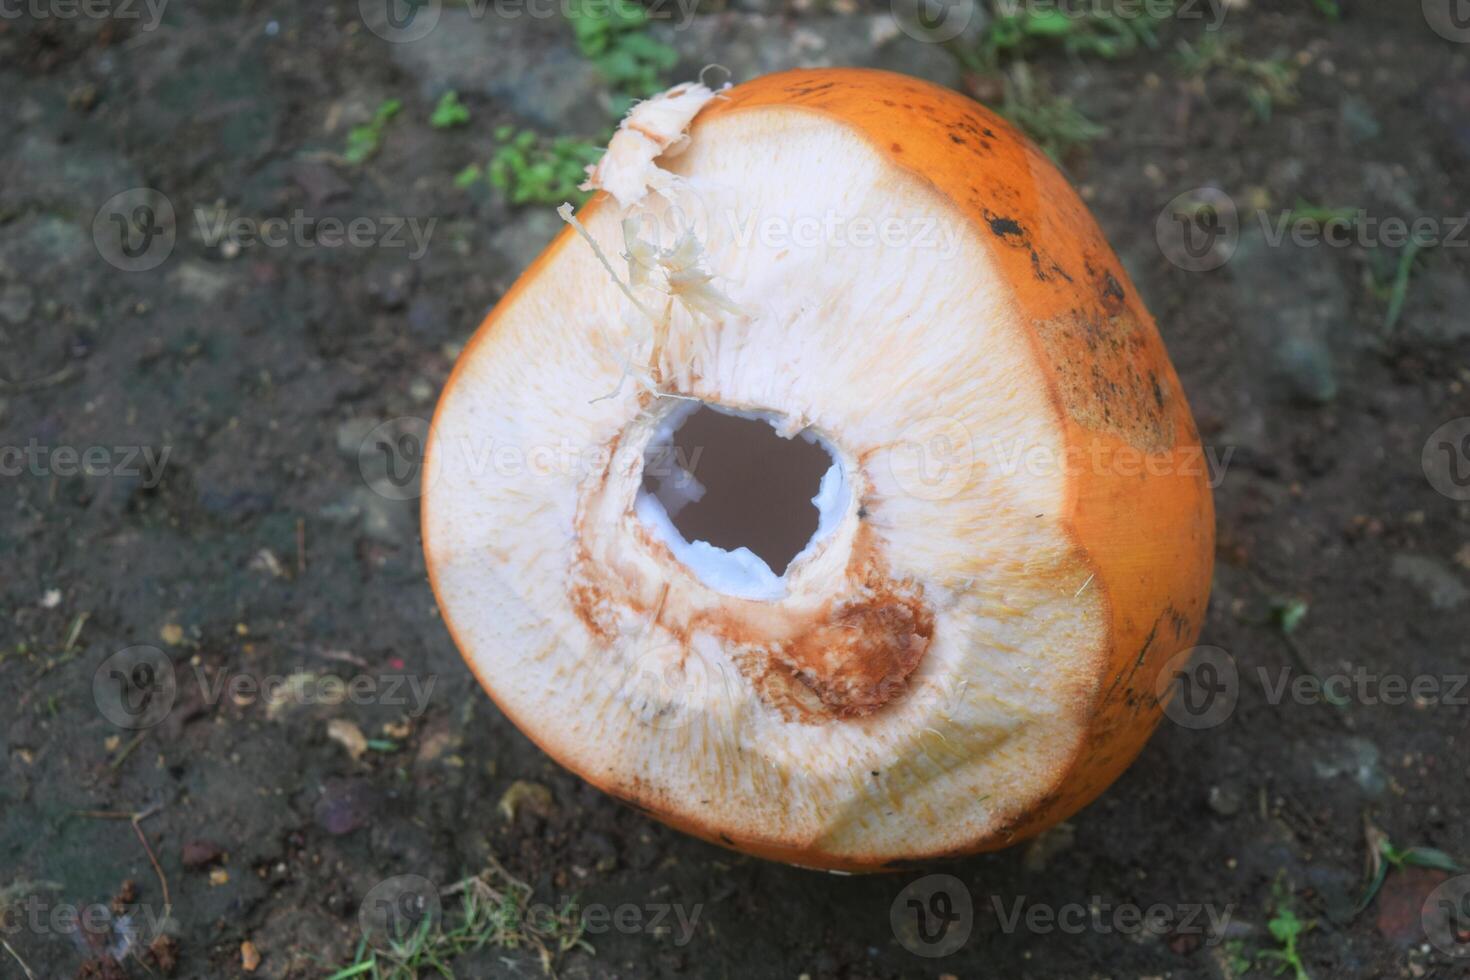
[735,525,933,721]
[568,451,934,724]
[1034,310,1176,454]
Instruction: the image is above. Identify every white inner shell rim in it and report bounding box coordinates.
[633,401,849,602]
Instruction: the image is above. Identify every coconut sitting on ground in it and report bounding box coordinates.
[423,68,1215,872]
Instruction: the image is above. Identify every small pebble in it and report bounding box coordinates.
[241,940,261,972]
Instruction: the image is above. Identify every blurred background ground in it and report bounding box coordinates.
[1,0,1469,977]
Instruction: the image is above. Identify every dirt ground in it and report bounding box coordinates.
[3,0,1469,977]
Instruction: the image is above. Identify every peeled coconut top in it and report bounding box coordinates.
[423,69,1214,871]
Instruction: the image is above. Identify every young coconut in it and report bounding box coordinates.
[423,68,1214,872]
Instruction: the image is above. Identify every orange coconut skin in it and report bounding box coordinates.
[426,68,1214,872]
